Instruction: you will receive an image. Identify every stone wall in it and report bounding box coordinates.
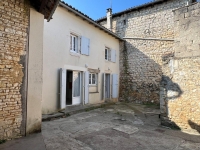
[120,39,174,103]
[160,3,200,132]
[100,0,189,103]
[98,0,200,131]
[0,0,29,139]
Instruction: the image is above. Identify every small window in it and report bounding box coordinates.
[70,33,78,53]
[123,19,126,25]
[89,73,97,85]
[105,47,111,61]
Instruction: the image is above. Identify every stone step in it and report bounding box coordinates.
[42,102,115,121]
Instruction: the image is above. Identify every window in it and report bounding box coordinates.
[123,19,126,25]
[70,33,78,53]
[105,47,111,61]
[70,34,90,56]
[89,73,97,85]
[105,47,116,62]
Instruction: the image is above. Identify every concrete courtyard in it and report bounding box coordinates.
[0,103,200,150]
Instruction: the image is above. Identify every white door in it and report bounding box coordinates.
[72,71,81,105]
[60,68,66,109]
[112,74,119,98]
[84,71,89,104]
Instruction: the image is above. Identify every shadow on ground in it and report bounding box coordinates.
[1,103,200,150]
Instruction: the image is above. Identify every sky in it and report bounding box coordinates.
[63,0,153,20]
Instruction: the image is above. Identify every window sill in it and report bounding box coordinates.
[70,51,80,57]
[89,92,99,94]
[89,85,97,87]
[105,60,115,63]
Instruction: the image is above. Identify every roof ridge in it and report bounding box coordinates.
[96,0,169,22]
[60,1,94,21]
[59,1,124,41]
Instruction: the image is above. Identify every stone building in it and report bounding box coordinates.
[97,0,200,132]
[0,0,59,140]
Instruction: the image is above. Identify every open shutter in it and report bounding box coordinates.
[81,36,90,56]
[112,74,119,98]
[111,49,116,63]
[75,37,78,52]
[102,73,105,100]
[84,71,89,104]
[60,68,67,109]
[78,36,81,53]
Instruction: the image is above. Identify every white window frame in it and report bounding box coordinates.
[70,33,78,53]
[105,47,111,61]
[89,73,97,85]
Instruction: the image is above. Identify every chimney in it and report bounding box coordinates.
[186,0,193,6]
[107,8,112,30]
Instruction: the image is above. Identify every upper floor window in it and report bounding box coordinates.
[105,47,116,63]
[70,32,90,56]
[123,19,126,25]
[70,33,78,53]
[105,47,111,61]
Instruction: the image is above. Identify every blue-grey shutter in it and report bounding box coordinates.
[78,36,81,53]
[60,68,67,109]
[102,73,105,100]
[111,49,116,62]
[84,71,89,104]
[112,74,118,98]
[81,36,90,55]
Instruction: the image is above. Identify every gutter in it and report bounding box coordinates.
[59,2,124,41]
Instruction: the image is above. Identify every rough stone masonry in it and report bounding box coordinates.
[97,0,200,131]
[0,0,29,140]
[160,2,200,132]
[99,0,188,104]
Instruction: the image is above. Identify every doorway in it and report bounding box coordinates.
[66,71,72,105]
[66,70,82,105]
[105,74,110,99]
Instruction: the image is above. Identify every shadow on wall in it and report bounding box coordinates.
[160,53,184,129]
[119,41,200,135]
[161,75,183,100]
[160,54,200,134]
[188,120,200,133]
[119,41,163,103]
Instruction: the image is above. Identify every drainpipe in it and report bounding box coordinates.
[107,8,112,30]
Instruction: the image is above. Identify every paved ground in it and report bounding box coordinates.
[0,132,46,150]
[1,103,200,150]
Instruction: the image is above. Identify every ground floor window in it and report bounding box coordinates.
[89,73,97,85]
[89,72,98,93]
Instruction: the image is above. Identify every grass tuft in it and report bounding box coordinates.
[0,140,6,144]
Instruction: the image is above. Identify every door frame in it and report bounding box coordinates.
[72,71,82,105]
[64,70,84,106]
